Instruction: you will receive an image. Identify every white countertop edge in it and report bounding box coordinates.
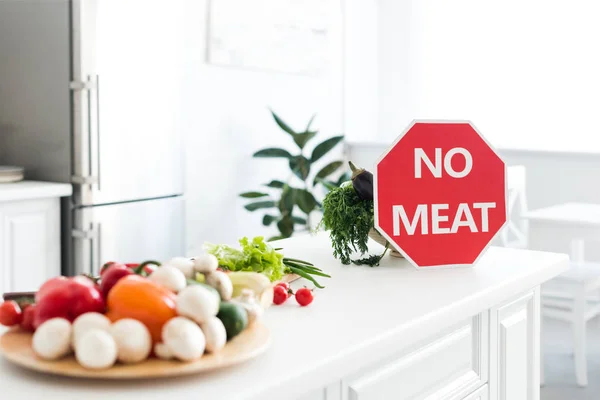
[0,181,72,202]
[245,251,569,399]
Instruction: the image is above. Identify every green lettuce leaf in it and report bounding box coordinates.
[203,236,285,282]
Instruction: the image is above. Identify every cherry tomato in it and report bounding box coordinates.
[0,301,23,327]
[276,282,293,298]
[20,304,36,332]
[295,288,314,307]
[272,285,288,305]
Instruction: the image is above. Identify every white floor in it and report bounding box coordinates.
[542,318,600,400]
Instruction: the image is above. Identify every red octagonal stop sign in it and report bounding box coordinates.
[374,120,507,269]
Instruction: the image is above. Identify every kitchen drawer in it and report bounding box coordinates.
[343,313,488,400]
[489,290,539,400]
[462,385,488,400]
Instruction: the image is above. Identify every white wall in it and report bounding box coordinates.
[351,0,600,152]
[179,0,343,255]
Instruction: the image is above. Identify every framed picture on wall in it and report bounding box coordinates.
[206,0,334,76]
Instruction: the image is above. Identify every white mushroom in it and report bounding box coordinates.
[75,329,118,370]
[72,312,111,348]
[32,318,72,360]
[154,342,174,360]
[192,254,219,274]
[166,257,195,279]
[205,270,233,301]
[200,317,227,353]
[148,265,187,293]
[233,289,264,326]
[110,319,152,364]
[176,285,219,324]
[162,317,206,362]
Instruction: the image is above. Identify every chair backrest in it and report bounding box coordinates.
[499,165,529,248]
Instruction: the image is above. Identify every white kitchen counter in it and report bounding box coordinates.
[0,233,568,400]
[0,180,72,202]
[0,180,71,293]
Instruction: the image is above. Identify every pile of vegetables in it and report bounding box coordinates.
[320,161,388,266]
[0,255,270,370]
[204,236,330,289]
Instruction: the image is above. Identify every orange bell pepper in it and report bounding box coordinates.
[105,275,177,343]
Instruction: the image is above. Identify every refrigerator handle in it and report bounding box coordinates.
[70,75,100,189]
[94,74,101,191]
[94,223,102,275]
[72,225,97,276]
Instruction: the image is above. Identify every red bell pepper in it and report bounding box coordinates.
[33,275,105,329]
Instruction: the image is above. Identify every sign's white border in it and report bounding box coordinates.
[373,119,509,270]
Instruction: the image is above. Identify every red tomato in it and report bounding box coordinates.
[126,262,157,275]
[20,304,36,332]
[100,264,134,298]
[35,276,69,302]
[34,276,105,329]
[273,285,288,305]
[295,288,314,307]
[0,301,23,327]
[100,261,119,276]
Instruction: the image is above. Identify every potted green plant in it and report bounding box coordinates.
[240,110,348,241]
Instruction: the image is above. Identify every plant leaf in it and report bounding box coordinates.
[264,180,285,188]
[279,186,295,213]
[244,200,276,211]
[240,191,269,198]
[253,148,292,158]
[305,114,317,131]
[296,189,319,214]
[336,171,351,186]
[292,216,307,225]
[289,156,311,180]
[313,161,343,186]
[310,135,344,163]
[267,235,285,242]
[277,216,294,238]
[262,214,278,226]
[293,131,318,149]
[305,114,317,132]
[270,110,297,135]
[316,178,338,191]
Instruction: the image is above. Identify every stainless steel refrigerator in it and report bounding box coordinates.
[0,1,186,275]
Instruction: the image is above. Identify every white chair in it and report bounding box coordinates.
[524,202,600,387]
[539,245,600,387]
[496,165,529,249]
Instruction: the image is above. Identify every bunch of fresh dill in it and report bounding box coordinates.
[320,183,380,265]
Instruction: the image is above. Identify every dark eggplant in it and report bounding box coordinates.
[349,161,373,201]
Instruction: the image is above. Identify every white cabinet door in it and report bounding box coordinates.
[297,383,341,400]
[343,313,488,400]
[0,198,61,292]
[489,290,539,400]
[463,385,489,400]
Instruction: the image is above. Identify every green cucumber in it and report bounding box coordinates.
[217,302,248,340]
[186,279,221,302]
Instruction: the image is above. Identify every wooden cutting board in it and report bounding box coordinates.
[0,323,269,380]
